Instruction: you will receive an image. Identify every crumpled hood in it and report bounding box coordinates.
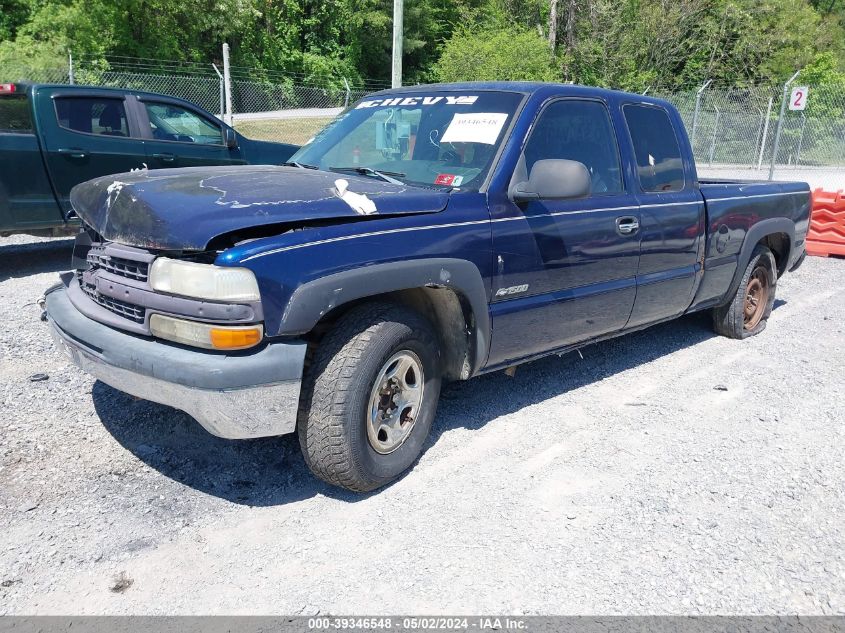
[69,165,450,250]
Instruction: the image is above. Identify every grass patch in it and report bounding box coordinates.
[234,117,334,145]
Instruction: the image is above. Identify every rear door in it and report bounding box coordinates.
[37,89,147,215]
[487,97,641,366]
[136,97,246,168]
[621,103,705,327]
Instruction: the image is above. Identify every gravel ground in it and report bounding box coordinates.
[1,234,844,615]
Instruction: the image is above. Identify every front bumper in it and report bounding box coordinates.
[45,283,307,439]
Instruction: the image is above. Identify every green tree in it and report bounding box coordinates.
[434,24,557,82]
[1,0,845,90]
[798,51,845,119]
[0,0,117,81]
[0,0,29,42]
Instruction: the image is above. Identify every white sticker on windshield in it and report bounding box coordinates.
[440,112,508,145]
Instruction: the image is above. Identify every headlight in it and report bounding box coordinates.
[150,314,263,350]
[149,258,260,302]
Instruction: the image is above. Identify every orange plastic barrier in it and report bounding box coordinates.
[806,188,845,258]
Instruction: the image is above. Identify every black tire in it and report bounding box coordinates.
[712,245,777,339]
[298,302,442,492]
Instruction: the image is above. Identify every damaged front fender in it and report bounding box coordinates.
[278,258,491,374]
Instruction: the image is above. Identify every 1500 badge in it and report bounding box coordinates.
[495,284,529,297]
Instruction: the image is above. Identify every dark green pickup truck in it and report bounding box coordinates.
[0,82,298,237]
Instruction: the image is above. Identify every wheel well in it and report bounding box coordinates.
[308,287,476,382]
[760,233,791,276]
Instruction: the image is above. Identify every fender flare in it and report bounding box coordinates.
[278,258,491,372]
[724,218,795,303]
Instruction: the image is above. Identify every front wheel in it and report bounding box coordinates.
[298,302,442,492]
[712,245,777,339]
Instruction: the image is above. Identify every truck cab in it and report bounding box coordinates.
[0,82,297,236]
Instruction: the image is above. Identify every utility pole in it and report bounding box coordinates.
[222,43,233,126]
[391,0,403,88]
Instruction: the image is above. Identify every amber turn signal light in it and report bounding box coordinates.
[210,326,263,350]
[149,314,263,351]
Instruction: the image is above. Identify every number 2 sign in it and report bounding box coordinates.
[789,86,809,111]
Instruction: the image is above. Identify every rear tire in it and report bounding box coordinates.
[712,245,777,339]
[298,302,442,492]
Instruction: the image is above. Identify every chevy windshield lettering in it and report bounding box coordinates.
[355,95,479,108]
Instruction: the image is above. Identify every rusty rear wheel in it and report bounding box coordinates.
[713,244,777,340]
[743,266,770,331]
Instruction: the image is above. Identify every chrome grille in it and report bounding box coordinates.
[87,247,150,282]
[79,278,145,324]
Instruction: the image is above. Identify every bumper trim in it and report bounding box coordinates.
[46,284,306,439]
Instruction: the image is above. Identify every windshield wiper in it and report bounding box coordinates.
[283,161,319,169]
[329,166,406,185]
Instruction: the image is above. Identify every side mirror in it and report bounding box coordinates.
[224,127,238,150]
[511,159,591,202]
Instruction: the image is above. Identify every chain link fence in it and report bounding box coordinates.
[227,67,379,145]
[0,56,386,147]
[655,83,845,190]
[2,56,843,189]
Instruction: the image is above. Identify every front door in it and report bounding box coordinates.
[621,103,705,328]
[488,98,641,367]
[39,92,148,216]
[138,98,245,169]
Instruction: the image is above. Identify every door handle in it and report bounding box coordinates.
[152,153,175,162]
[616,216,640,235]
[56,148,88,159]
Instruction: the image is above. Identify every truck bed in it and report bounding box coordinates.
[689,178,811,312]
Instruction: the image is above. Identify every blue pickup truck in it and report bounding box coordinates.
[43,82,811,492]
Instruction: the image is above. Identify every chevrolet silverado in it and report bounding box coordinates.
[43,82,811,491]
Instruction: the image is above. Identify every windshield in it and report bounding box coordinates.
[290,90,524,189]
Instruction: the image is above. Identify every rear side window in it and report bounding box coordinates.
[623,104,685,192]
[0,95,33,133]
[55,97,129,137]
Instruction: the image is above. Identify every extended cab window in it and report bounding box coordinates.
[0,95,33,133]
[623,104,685,192]
[55,97,129,136]
[524,99,623,194]
[144,102,223,145]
